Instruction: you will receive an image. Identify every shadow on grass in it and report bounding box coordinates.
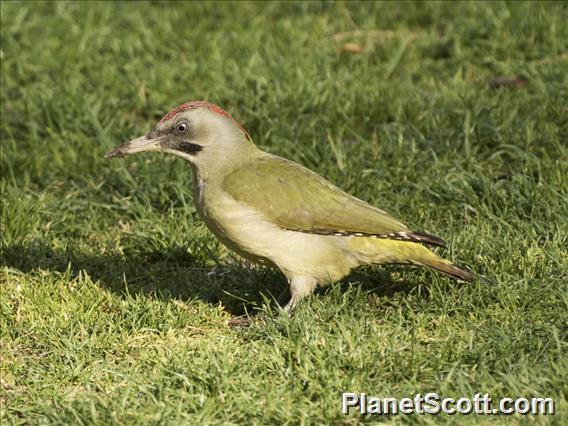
[1,242,418,316]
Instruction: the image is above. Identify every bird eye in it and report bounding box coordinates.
[176,122,188,133]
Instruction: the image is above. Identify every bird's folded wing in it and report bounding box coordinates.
[222,155,447,246]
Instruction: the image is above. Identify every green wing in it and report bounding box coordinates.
[222,155,409,234]
[222,155,447,246]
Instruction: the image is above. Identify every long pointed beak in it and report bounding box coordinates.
[104,135,162,159]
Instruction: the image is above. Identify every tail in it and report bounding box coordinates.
[423,258,475,282]
[409,244,475,282]
[348,238,476,282]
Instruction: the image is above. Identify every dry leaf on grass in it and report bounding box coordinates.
[338,42,363,54]
[488,76,528,89]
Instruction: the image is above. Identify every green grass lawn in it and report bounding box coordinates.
[1,1,567,424]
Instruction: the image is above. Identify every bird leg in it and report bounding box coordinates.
[282,276,318,313]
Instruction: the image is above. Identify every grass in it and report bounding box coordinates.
[1,1,567,424]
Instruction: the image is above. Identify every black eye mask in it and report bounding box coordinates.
[175,141,203,155]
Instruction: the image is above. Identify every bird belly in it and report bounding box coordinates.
[198,192,357,284]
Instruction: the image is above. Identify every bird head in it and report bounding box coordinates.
[105,101,257,176]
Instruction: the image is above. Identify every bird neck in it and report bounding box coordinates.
[191,139,264,184]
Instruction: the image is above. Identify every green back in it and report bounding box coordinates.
[222,155,408,236]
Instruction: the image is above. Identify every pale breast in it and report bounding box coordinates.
[198,189,358,283]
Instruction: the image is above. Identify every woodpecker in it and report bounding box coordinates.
[106,101,475,312]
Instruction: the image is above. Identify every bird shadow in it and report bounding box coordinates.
[1,242,422,317]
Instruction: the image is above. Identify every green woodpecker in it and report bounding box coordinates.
[105,101,475,312]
